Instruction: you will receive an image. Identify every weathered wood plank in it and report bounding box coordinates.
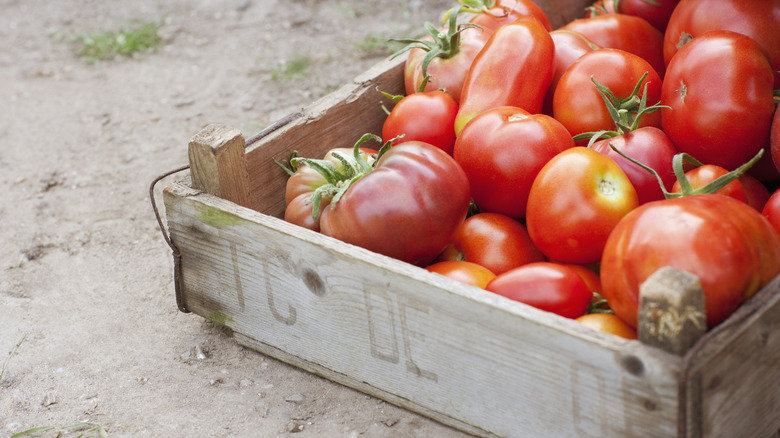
[188,124,251,209]
[638,267,707,355]
[164,184,684,438]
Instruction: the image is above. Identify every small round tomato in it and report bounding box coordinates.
[553,49,663,140]
[671,164,749,205]
[437,212,546,276]
[763,189,780,236]
[382,90,459,155]
[425,260,496,289]
[739,174,772,212]
[526,147,639,264]
[453,106,574,218]
[576,313,638,340]
[486,262,593,319]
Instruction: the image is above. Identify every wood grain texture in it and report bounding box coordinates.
[188,124,250,208]
[638,267,706,356]
[164,184,686,438]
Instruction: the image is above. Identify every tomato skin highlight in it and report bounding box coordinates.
[425,260,496,289]
[454,106,575,218]
[437,212,546,276]
[526,147,639,265]
[661,31,775,171]
[320,141,471,267]
[601,194,780,329]
[454,17,554,135]
[486,262,593,319]
[382,90,459,156]
[576,313,638,340]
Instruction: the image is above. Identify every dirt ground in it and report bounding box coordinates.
[0,0,478,436]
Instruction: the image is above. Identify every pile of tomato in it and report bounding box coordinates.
[280,0,780,340]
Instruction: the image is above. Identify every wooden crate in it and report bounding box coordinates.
[157,2,780,437]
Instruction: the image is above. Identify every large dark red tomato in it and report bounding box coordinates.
[601,194,780,329]
[661,31,775,171]
[664,0,780,88]
[486,262,593,319]
[319,140,471,267]
[453,106,574,218]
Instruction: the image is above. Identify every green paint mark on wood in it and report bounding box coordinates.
[196,203,246,229]
[209,310,235,327]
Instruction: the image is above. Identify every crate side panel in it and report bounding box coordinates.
[243,56,406,218]
[695,276,780,438]
[164,186,683,438]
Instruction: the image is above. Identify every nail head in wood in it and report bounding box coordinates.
[188,124,250,208]
[638,266,707,355]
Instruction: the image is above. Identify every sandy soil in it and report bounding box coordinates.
[0,0,474,436]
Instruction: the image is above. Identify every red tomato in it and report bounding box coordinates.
[772,105,780,175]
[468,0,552,32]
[283,147,376,231]
[542,29,599,116]
[661,31,775,171]
[486,262,593,319]
[453,106,575,218]
[587,0,679,31]
[763,189,780,236]
[671,164,749,205]
[319,140,471,267]
[382,90,459,155]
[601,194,780,328]
[454,17,554,135]
[560,14,666,78]
[526,147,639,264]
[739,174,772,212]
[591,127,678,205]
[576,313,638,340]
[437,212,546,276]
[402,18,491,103]
[553,49,663,140]
[425,260,496,289]
[560,263,602,295]
[664,0,780,88]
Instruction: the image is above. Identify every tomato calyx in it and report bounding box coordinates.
[574,72,667,147]
[587,292,613,314]
[610,145,764,199]
[290,134,394,219]
[391,6,480,91]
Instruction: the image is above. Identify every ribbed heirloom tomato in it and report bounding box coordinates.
[601,195,780,329]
